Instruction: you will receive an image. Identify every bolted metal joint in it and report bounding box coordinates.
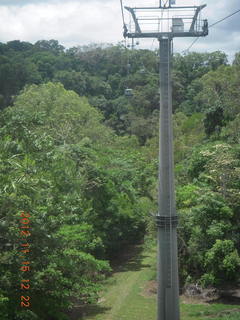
[156,215,178,228]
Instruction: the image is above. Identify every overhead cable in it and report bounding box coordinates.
[209,8,240,28]
[183,8,240,53]
[182,37,200,54]
[120,0,126,26]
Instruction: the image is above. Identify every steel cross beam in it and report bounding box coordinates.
[190,4,206,32]
[124,4,208,39]
[128,6,202,10]
[125,6,141,33]
[125,31,208,38]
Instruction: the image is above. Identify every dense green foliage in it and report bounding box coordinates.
[0,39,240,319]
[0,81,154,319]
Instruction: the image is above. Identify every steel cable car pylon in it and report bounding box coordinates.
[120,1,208,319]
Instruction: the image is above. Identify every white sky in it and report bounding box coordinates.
[0,0,239,60]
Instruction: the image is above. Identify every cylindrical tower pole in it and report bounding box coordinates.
[156,37,180,320]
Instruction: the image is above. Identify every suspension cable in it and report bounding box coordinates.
[183,37,200,53]
[182,8,240,53]
[120,0,126,26]
[209,8,240,28]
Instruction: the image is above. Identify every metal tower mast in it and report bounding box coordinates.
[122,1,208,320]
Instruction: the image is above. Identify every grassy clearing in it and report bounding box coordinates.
[76,245,240,320]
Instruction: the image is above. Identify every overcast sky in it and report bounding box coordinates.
[0,0,239,60]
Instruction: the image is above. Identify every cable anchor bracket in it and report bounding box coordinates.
[155,215,178,228]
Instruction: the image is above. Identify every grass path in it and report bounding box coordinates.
[99,266,142,320]
[76,244,240,320]
[80,245,156,320]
